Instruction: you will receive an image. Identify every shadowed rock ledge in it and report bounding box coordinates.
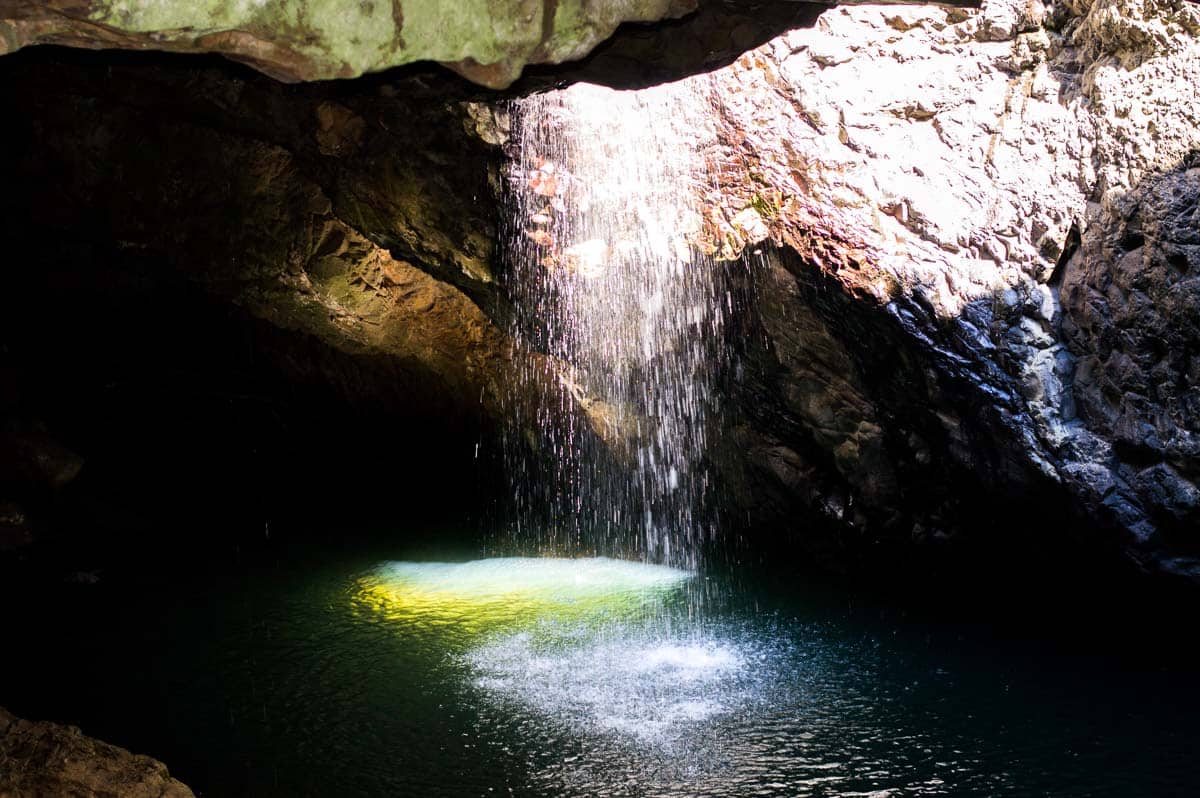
[0,707,194,797]
[0,0,697,86]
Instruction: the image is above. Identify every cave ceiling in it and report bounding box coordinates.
[0,0,976,89]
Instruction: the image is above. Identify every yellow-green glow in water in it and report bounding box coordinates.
[351,556,694,636]
[350,556,754,747]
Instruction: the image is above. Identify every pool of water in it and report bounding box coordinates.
[4,540,1198,797]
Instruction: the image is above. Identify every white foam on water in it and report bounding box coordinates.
[467,626,757,745]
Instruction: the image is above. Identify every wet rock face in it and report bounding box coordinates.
[0,706,195,797]
[697,0,1200,578]
[1062,158,1200,551]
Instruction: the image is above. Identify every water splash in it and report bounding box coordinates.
[500,77,726,570]
[468,627,755,745]
[355,557,773,762]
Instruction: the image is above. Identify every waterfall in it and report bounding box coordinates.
[500,77,726,570]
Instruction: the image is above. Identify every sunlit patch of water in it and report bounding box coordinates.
[33,545,1194,797]
[351,556,694,638]
[353,557,776,756]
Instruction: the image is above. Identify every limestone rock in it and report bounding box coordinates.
[0,706,195,797]
[0,52,577,466]
[0,0,696,87]
[3,0,1199,584]
[701,0,1200,576]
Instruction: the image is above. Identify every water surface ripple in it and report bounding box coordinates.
[7,551,1197,797]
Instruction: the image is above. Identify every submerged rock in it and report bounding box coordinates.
[0,707,194,797]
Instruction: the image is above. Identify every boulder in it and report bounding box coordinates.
[0,707,195,797]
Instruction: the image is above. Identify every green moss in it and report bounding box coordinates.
[317,272,359,309]
[400,0,543,64]
[91,0,398,72]
[748,192,778,219]
[541,2,593,61]
[85,1,678,80]
[88,0,559,77]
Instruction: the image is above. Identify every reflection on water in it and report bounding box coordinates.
[358,556,753,745]
[8,548,1199,797]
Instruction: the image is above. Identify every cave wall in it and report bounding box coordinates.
[0,50,526,554]
[5,2,1199,793]
[695,0,1200,580]
[1,0,1198,588]
[1061,157,1200,557]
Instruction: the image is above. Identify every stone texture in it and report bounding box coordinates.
[693,0,1200,577]
[0,55,515,425]
[0,1,983,89]
[505,0,826,91]
[1061,156,1200,553]
[2,0,1199,587]
[0,707,194,797]
[0,0,696,87]
[0,50,603,539]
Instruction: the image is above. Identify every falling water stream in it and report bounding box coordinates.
[443,76,762,783]
[500,78,726,570]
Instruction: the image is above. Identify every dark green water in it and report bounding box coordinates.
[4,536,1198,797]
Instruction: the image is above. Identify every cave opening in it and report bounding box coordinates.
[3,0,1200,795]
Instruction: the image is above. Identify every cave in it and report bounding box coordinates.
[2,0,1200,795]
